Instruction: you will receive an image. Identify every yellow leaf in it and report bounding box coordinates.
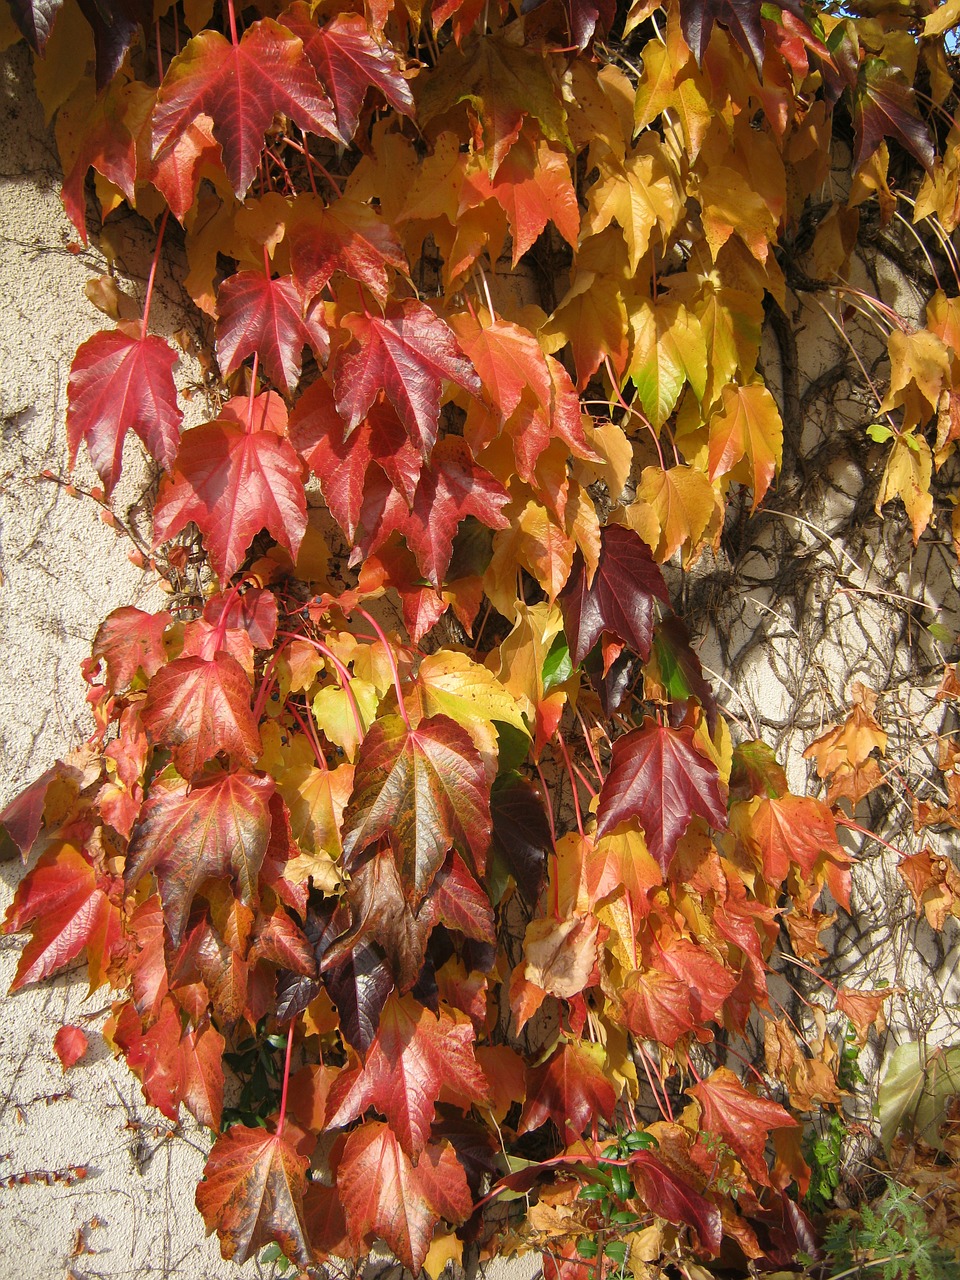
[582,137,681,273]
[406,648,530,765]
[698,164,778,263]
[496,602,564,722]
[312,678,379,762]
[423,1233,463,1280]
[575,419,633,502]
[707,383,783,507]
[634,464,717,562]
[545,271,630,389]
[881,327,952,428]
[629,298,707,427]
[876,431,934,543]
[924,0,960,36]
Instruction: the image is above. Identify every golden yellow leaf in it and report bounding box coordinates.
[707,383,783,507]
[423,1233,463,1280]
[628,298,707,427]
[881,328,952,428]
[875,430,934,543]
[582,137,681,273]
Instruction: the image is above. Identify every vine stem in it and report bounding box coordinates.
[141,208,170,342]
[276,1020,296,1133]
[355,607,409,729]
[226,0,239,45]
[277,631,366,743]
[245,353,260,434]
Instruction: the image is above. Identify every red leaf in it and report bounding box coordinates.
[3,842,121,990]
[152,20,341,201]
[150,114,223,222]
[630,1150,722,1255]
[323,938,397,1052]
[126,770,275,945]
[337,1122,472,1273]
[216,271,328,397]
[596,719,727,873]
[113,997,225,1129]
[204,589,278,649]
[744,794,843,884]
[153,392,307,581]
[689,1066,797,1187]
[196,1121,312,1265]
[288,195,408,304]
[326,992,489,1157]
[283,7,415,140]
[54,1025,89,1071]
[334,300,480,457]
[341,713,492,905]
[141,653,261,779]
[91,606,171,692]
[352,436,510,588]
[559,525,669,666]
[430,852,496,943]
[0,759,87,859]
[67,325,182,493]
[290,381,421,541]
[620,967,696,1047]
[518,1039,618,1137]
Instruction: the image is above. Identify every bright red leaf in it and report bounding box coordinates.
[519,1039,618,1137]
[90,606,171,692]
[283,6,415,140]
[126,770,275,944]
[215,271,328,396]
[3,842,121,991]
[596,719,727,873]
[689,1065,797,1186]
[152,19,341,201]
[288,196,408,305]
[631,1150,722,1255]
[334,300,481,457]
[140,652,261,780]
[326,992,490,1156]
[196,1120,312,1265]
[337,1122,472,1273]
[54,1024,89,1070]
[67,324,182,493]
[153,392,307,581]
[341,713,491,905]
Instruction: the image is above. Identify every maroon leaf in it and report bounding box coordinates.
[153,392,307,581]
[490,775,552,909]
[196,1121,312,1265]
[152,19,341,202]
[631,1150,722,1255]
[596,719,727,873]
[216,271,328,396]
[559,524,669,666]
[679,0,766,70]
[283,6,415,140]
[341,713,492,905]
[126,770,275,944]
[323,939,396,1053]
[853,59,935,173]
[141,652,261,780]
[334,300,480,457]
[67,325,182,493]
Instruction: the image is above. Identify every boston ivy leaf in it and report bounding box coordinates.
[490,775,552,909]
[559,524,669,666]
[215,271,328,397]
[152,19,341,202]
[3,841,121,991]
[282,6,415,140]
[853,58,935,173]
[689,1065,797,1186]
[323,939,396,1053]
[418,33,570,176]
[196,1121,312,1266]
[337,1122,472,1273]
[326,992,490,1157]
[8,0,63,53]
[112,997,224,1129]
[54,1024,88,1071]
[679,0,767,71]
[595,719,727,873]
[430,852,496,943]
[91,606,171,693]
[620,967,697,1047]
[518,1039,618,1137]
[334,300,480,458]
[288,195,408,305]
[153,392,307,581]
[67,324,182,494]
[126,770,275,945]
[341,713,491,906]
[707,382,783,509]
[141,653,261,780]
[630,1150,722,1255]
[653,615,718,733]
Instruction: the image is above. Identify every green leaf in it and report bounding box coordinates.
[878,1041,960,1155]
[867,422,894,444]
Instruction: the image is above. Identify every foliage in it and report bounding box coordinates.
[822,1179,955,1280]
[2,0,960,1273]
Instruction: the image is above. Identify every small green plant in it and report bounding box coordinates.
[806,1112,846,1214]
[822,1179,954,1280]
[575,1130,659,1274]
